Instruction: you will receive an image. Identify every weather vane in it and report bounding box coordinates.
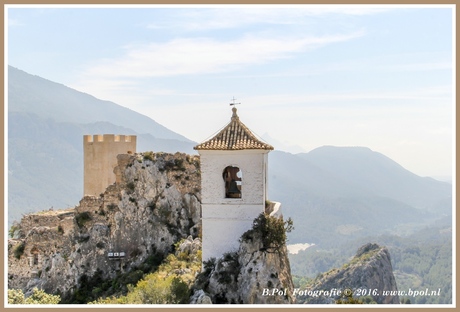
[229,96,241,107]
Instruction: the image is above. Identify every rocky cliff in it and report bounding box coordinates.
[302,243,400,304]
[7,151,295,305]
[191,214,296,304]
[7,152,201,302]
[7,150,397,305]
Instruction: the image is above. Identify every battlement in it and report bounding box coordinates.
[84,134,135,144]
[83,134,137,196]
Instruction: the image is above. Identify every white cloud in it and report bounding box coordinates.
[146,6,390,32]
[79,31,364,80]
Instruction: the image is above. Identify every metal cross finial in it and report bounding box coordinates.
[229,96,241,107]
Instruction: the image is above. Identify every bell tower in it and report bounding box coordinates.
[194,106,274,262]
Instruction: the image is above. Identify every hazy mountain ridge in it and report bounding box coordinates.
[8,66,193,143]
[268,148,450,246]
[298,146,451,212]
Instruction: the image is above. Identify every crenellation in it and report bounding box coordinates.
[84,134,136,144]
[83,134,137,196]
[84,135,93,143]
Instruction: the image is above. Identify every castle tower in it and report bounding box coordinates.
[194,107,274,261]
[83,134,136,196]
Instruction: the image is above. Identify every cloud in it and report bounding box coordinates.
[79,31,364,80]
[146,6,390,32]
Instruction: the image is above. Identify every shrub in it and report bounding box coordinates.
[241,213,293,252]
[127,182,136,192]
[143,151,154,162]
[90,239,201,305]
[217,252,240,284]
[75,212,92,228]
[77,235,90,243]
[203,257,216,276]
[8,288,61,304]
[107,203,117,211]
[8,224,19,238]
[335,290,364,304]
[13,242,25,259]
[96,242,105,249]
[174,158,186,171]
[147,201,156,212]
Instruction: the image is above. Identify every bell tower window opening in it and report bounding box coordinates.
[223,166,242,198]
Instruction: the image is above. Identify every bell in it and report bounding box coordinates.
[227,179,241,197]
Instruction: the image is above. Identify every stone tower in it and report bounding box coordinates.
[83,134,136,196]
[194,107,274,261]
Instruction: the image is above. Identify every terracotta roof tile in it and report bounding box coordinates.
[194,107,274,151]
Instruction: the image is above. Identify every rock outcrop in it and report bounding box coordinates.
[302,243,399,304]
[7,152,201,302]
[191,214,295,304]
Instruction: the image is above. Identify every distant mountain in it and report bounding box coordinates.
[261,133,306,154]
[8,66,193,143]
[299,146,451,212]
[7,66,452,252]
[267,148,451,247]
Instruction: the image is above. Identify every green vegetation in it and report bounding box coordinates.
[143,151,155,161]
[13,242,25,259]
[216,252,240,285]
[126,182,136,192]
[292,275,312,289]
[8,288,61,304]
[107,203,117,211]
[75,211,92,228]
[186,155,200,170]
[289,223,453,304]
[335,291,364,304]
[9,224,20,238]
[241,213,293,252]
[61,248,165,304]
[90,240,201,304]
[160,157,187,172]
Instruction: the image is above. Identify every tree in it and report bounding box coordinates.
[241,213,294,252]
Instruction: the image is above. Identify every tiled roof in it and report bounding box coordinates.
[194,107,274,151]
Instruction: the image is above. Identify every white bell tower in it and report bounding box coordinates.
[194,106,274,262]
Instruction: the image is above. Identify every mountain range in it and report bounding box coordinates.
[7,66,452,249]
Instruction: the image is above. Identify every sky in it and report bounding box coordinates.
[6,4,454,179]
